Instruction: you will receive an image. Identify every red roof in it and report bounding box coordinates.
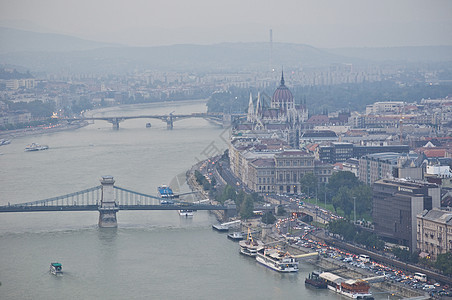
[422,149,446,158]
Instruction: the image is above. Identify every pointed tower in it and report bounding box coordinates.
[255,92,262,119]
[247,93,255,122]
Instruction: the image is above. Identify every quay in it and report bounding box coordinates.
[185,156,435,299]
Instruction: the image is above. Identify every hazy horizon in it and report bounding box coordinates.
[1,0,451,49]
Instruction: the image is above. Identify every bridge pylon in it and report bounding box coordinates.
[166,114,173,130]
[98,175,119,228]
[109,118,121,130]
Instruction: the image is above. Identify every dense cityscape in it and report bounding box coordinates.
[1,1,452,299]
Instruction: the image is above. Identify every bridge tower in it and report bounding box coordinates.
[166,113,174,130]
[98,175,119,228]
[109,118,121,130]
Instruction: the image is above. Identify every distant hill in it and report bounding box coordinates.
[326,46,452,63]
[0,27,451,73]
[0,27,119,53]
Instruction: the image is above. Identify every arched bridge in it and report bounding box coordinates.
[64,112,241,129]
[0,176,228,227]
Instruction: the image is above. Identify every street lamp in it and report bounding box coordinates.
[353,196,356,224]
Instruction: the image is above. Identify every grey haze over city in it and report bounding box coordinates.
[1,0,451,48]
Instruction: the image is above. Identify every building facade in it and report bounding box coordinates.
[372,179,440,251]
[417,208,452,259]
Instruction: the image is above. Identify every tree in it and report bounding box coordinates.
[299,172,317,196]
[262,211,276,224]
[351,184,372,218]
[328,171,359,195]
[276,205,286,216]
[239,194,254,219]
[435,252,452,276]
[332,186,353,217]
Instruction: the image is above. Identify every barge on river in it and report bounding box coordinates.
[319,272,374,299]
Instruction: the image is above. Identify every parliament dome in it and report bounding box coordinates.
[271,71,294,105]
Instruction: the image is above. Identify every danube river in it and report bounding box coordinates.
[0,100,385,299]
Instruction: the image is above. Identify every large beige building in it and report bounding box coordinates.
[417,208,452,259]
[230,138,333,195]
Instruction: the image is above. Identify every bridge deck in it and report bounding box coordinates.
[0,204,226,213]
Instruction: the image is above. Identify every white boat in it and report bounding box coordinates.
[0,139,11,146]
[178,209,193,217]
[255,248,299,272]
[227,231,244,241]
[239,232,264,256]
[50,262,63,275]
[319,272,374,299]
[25,143,49,151]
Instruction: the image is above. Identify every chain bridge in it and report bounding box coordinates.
[0,176,229,227]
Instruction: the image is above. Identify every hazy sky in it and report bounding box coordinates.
[1,0,451,48]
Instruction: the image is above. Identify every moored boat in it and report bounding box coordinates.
[255,248,299,273]
[157,185,179,199]
[305,271,327,289]
[239,232,264,256]
[178,209,194,217]
[0,139,11,146]
[319,272,374,299]
[50,262,63,275]
[25,143,49,151]
[212,224,229,232]
[227,231,244,241]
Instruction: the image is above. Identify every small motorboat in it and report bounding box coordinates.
[50,262,63,275]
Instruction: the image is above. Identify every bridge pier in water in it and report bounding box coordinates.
[98,175,119,228]
[166,114,173,130]
[108,118,121,130]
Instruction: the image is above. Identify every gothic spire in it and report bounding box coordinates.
[281,68,285,85]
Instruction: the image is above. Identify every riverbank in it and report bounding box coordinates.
[0,121,88,140]
[185,156,429,299]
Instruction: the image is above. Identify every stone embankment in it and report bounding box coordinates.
[186,159,426,299]
[186,161,226,222]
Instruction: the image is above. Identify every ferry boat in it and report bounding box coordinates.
[25,143,49,152]
[238,232,264,256]
[255,248,299,273]
[157,185,179,199]
[319,272,374,299]
[305,271,327,289]
[50,262,63,275]
[178,209,194,217]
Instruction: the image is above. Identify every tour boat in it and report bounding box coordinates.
[25,143,49,151]
[305,271,327,289]
[50,262,63,275]
[255,248,299,272]
[178,209,194,217]
[319,272,374,299]
[157,185,179,199]
[239,236,264,256]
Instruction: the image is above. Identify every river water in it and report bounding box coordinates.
[0,100,386,299]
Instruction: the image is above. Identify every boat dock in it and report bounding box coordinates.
[212,220,241,232]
